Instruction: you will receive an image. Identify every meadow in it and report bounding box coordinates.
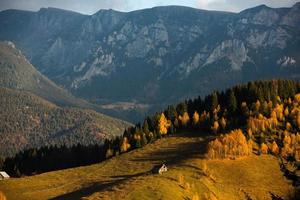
[0,133,293,200]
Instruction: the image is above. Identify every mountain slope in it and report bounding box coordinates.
[0,41,94,107]
[0,4,299,108]
[0,87,130,157]
[0,134,292,200]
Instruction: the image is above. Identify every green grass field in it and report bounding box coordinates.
[0,133,294,200]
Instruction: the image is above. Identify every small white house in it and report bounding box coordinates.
[152,164,168,174]
[158,164,168,174]
[0,171,10,180]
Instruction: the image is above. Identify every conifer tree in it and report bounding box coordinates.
[142,120,150,134]
[227,89,237,114]
[210,92,219,112]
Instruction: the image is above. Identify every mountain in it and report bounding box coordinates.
[0,41,95,107]
[0,4,299,120]
[0,87,131,158]
[0,41,141,122]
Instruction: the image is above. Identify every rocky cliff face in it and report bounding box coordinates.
[0,4,299,106]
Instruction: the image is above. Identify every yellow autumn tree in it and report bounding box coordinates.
[291,134,296,145]
[255,100,261,112]
[284,134,291,145]
[247,128,253,139]
[179,112,190,126]
[271,141,279,155]
[286,122,292,131]
[268,100,273,111]
[105,148,114,158]
[158,113,171,135]
[207,129,250,159]
[294,93,300,103]
[192,111,200,126]
[284,107,289,117]
[200,111,210,123]
[211,121,219,134]
[271,110,277,120]
[260,143,268,154]
[120,137,131,153]
[277,96,282,103]
[248,139,253,154]
[219,117,226,130]
[281,144,293,158]
[273,104,284,121]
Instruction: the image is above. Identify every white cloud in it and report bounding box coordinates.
[197,0,225,7]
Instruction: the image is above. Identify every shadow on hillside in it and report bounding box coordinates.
[50,135,213,199]
[50,171,150,200]
[130,136,212,166]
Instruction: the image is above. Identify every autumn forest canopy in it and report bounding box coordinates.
[1,79,300,178]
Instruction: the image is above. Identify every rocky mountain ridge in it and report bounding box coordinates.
[0,3,299,110]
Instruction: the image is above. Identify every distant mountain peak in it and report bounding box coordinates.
[255,4,269,9]
[39,7,65,12]
[294,2,300,7]
[94,8,125,17]
[38,7,83,16]
[240,4,272,14]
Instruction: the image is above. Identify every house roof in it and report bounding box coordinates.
[0,171,10,178]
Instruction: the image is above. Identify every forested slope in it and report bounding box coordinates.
[0,87,130,158]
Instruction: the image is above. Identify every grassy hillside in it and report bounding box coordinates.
[0,133,293,200]
[0,87,131,157]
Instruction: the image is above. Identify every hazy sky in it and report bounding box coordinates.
[0,0,298,14]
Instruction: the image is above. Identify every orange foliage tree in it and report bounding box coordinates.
[158,113,171,135]
[219,117,226,130]
[192,111,200,126]
[179,112,190,126]
[206,129,251,159]
[260,143,268,154]
[211,121,219,134]
[120,137,131,153]
[270,141,279,155]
